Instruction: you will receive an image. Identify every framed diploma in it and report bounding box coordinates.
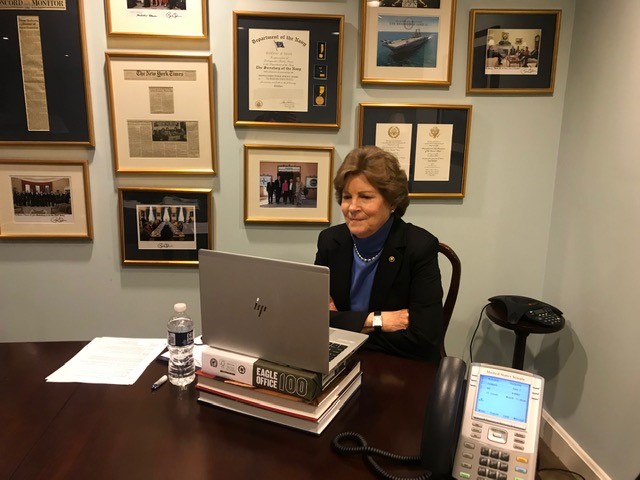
[105,53,216,175]
[0,0,94,145]
[358,103,472,198]
[118,187,212,265]
[0,159,93,239]
[233,11,344,128]
[360,0,456,86]
[104,0,207,38]
[467,9,561,94]
[244,145,333,224]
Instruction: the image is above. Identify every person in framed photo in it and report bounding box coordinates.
[314,146,443,362]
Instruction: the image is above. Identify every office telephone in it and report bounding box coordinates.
[333,357,544,480]
[488,295,564,327]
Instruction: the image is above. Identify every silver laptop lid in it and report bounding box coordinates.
[199,249,331,374]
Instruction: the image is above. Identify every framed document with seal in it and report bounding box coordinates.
[234,11,344,128]
[359,103,472,198]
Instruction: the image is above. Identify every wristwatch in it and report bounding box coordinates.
[372,311,383,333]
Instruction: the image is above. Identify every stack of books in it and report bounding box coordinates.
[196,346,362,435]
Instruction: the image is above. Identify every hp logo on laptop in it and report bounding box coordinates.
[254,298,267,317]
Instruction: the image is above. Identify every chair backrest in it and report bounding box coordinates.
[438,242,461,358]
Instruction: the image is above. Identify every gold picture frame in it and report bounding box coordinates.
[104,0,207,38]
[0,159,93,239]
[360,0,456,86]
[118,187,212,265]
[244,145,333,224]
[105,52,216,175]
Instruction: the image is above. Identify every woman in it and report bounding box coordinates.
[315,146,443,362]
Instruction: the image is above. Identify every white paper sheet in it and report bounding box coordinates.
[46,337,167,385]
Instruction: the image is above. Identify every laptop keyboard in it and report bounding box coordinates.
[329,342,348,361]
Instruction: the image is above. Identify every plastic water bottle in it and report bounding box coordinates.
[167,302,195,386]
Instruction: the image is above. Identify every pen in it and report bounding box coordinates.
[151,374,168,391]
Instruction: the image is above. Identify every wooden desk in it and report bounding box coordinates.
[2,342,438,480]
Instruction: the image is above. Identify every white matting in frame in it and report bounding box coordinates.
[106,53,215,174]
[104,0,207,38]
[0,159,93,239]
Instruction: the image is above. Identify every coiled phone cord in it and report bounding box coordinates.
[332,431,431,480]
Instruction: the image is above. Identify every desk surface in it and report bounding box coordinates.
[1,342,438,480]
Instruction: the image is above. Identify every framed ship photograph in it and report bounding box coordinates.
[467,9,561,94]
[233,12,344,128]
[360,0,456,86]
[0,160,93,239]
[0,0,94,145]
[104,0,207,38]
[106,53,215,174]
[244,145,333,224]
[118,187,212,265]
[358,103,472,198]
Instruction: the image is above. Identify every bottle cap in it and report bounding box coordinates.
[174,303,187,313]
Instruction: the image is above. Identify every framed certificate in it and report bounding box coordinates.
[360,0,456,86]
[105,53,216,174]
[359,103,472,198]
[467,9,561,94]
[118,187,212,265]
[234,11,344,128]
[244,145,333,224]
[0,0,94,145]
[0,159,93,239]
[104,0,207,38]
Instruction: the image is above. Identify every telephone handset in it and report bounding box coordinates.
[332,357,544,480]
[488,295,564,327]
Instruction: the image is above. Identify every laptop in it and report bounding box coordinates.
[198,249,367,382]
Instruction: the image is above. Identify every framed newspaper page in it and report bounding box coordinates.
[358,103,472,198]
[466,9,561,94]
[118,187,212,265]
[104,0,207,39]
[0,0,94,145]
[360,0,456,86]
[244,145,333,224]
[234,12,344,128]
[0,160,93,239]
[106,53,215,175]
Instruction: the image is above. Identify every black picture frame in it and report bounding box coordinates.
[0,0,94,145]
[466,9,561,94]
[359,103,472,198]
[118,187,212,266]
[233,11,343,128]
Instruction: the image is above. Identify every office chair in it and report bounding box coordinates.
[438,242,461,358]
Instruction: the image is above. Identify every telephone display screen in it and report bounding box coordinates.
[474,374,530,423]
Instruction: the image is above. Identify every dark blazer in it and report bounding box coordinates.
[315,217,443,362]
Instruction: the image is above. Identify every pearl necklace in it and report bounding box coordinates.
[353,243,382,263]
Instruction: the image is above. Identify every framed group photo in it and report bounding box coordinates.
[0,0,94,145]
[467,9,562,94]
[106,53,216,174]
[244,145,333,224]
[358,103,472,198]
[118,187,212,265]
[0,160,93,239]
[360,0,456,86]
[104,0,207,38]
[234,12,344,128]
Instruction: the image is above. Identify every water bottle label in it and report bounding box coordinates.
[168,330,193,347]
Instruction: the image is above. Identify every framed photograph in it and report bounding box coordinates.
[358,103,472,198]
[118,187,212,265]
[360,0,456,86]
[233,12,344,128]
[244,145,333,224]
[106,53,215,174]
[0,0,94,145]
[467,9,561,94]
[0,160,93,239]
[104,0,207,38]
